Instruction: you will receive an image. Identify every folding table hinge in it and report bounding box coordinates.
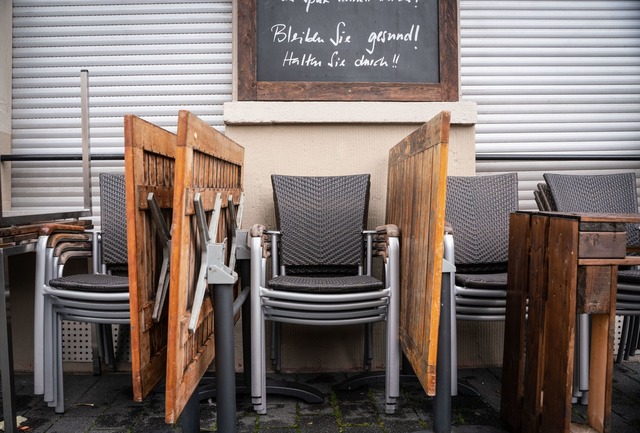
[147,192,172,323]
[188,191,245,333]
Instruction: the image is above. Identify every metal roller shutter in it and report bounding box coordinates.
[11,0,233,213]
[460,0,640,210]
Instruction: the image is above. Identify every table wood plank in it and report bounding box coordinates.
[385,111,449,396]
[124,114,176,402]
[540,216,579,433]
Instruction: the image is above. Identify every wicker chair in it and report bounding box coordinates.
[543,172,640,363]
[42,173,130,413]
[249,174,400,414]
[445,173,519,394]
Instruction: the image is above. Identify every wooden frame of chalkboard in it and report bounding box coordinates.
[238,0,458,102]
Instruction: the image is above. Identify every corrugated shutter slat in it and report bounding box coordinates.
[11,0,232,212]
[460,0,640,210]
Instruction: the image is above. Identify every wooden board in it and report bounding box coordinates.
[165,110,245,423]
[384,111,449,396]
[501,211,634,433]
[124,114,176,402]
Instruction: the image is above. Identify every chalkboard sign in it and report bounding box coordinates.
[238,0,458,101]
[257,0,439,84]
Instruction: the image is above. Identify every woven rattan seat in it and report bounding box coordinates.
[455,273,507,290]
[49,273,129,292]
[269,274,383,293]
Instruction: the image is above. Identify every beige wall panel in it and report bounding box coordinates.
[226,123,475,232]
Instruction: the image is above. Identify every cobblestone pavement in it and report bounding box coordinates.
[4,362,640,432]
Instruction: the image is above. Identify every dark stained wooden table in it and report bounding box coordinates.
[501,211,640,433]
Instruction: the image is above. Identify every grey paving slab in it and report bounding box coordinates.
[4,363,640,433]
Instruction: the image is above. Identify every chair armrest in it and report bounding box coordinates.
[373,224,399,261]
[38,222,89,236]
[444,221,453,234]
[249,224,266,238]
[249,224,277,259]
[376,224,399,238]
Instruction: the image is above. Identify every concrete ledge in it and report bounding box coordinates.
[224,101,477,125]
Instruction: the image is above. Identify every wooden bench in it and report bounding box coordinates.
[385,111,450,396]
[124,114,177,402]
[165,110,245,423]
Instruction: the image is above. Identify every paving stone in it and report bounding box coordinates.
[383,418,429,433]
[7,364,640,433]
[36,415,96,433]
[297,414,340,432]
[343,425,383,432]
[131,416,182,433]
[337,400,376,425]
[93,404,144,429]
[237,411,259,433]
[298,399,335,417]
[254,401,298,429]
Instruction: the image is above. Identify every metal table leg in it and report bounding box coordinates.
[0,243,36,433]
[213,282,237,433]
[0,249,18,433]
[432,268,452,433]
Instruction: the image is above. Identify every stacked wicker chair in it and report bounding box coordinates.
[541,172,640,364]
[445,173,519,395]
[249,174,400,415]
[42,173,130,413]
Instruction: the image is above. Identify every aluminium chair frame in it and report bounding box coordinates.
[33,230,92,395]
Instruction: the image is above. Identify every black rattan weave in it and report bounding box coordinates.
[99,173,129,266]
[445,173,519,272]
[269,274,383,294]
[269,174,376,294]
[49,273,129,292]
[619,269,640,284]
[455,272,507,290]
[272,174,370,268]
[543,172,640,247]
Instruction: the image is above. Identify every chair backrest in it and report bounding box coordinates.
[543,172,640,246]
[534,182,556,212]
[272,174,370,272]
[445,173,519,272]
[99,173,128,267]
